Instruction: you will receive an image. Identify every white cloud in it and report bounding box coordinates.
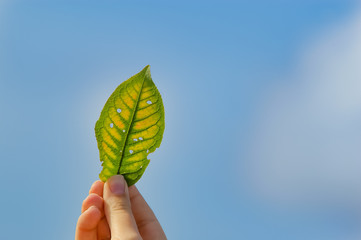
[246,11,361,210]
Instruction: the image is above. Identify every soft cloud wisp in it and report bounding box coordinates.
[247,12,361,208]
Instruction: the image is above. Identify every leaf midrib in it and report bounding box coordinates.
[117,71,147,174]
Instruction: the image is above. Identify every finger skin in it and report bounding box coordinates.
[97,217,111,240]
[86,197,110,239]
[88,180,110,240]
[79,178,166,240]
[103,175,141,240]
[82,181,110,240]
[129,186,167,240]
[75,206,102,240]
[89,180,104,197]
[81,193,104,214]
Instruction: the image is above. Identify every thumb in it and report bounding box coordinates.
[103,175,141,240]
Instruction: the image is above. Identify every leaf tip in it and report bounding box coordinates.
[142,65,151,75]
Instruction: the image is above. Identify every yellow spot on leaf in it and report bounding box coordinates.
[139,95,158,108]
[140,89,155,99]
[130,125,159,139]
[102,142,116,159]
[135,103,159,119]
[126,84,139,101]
[128,139,155,152]
[133,113,161,131]
[101,128,117,148]
[119,159,146,174]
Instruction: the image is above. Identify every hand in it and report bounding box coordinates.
[75,175,167,240]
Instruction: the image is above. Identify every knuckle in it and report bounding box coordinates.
[109,198,130,212]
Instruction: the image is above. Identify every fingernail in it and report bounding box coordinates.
[108,175,125,195]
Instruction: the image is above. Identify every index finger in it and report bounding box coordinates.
[89,180,104,197]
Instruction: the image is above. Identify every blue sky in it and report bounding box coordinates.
[1,1,360,239]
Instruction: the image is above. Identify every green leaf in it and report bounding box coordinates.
[95,65,165,186]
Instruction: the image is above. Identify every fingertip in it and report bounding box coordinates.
[129,185,139,198]
[77,206,102,231]
[81,193,104,214]
[88,205,101,217]
[89,180,104,197]
[106,175,127,196]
